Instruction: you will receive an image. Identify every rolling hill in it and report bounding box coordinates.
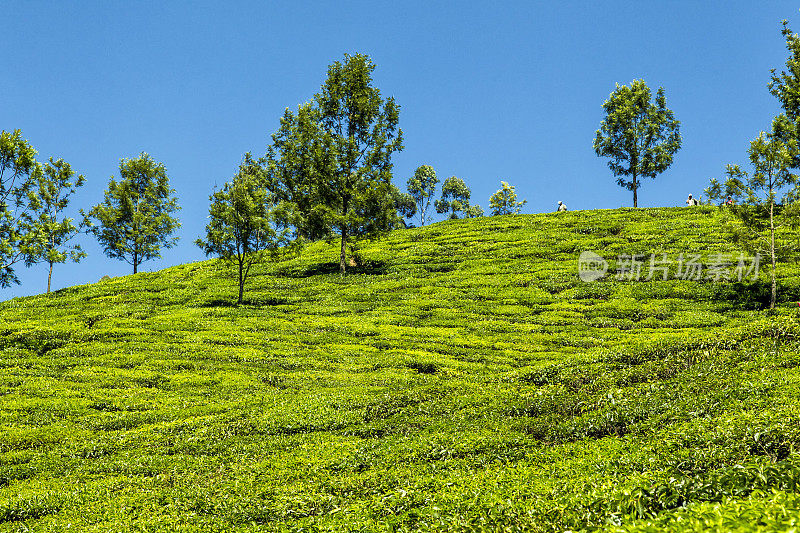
[1,207,800,531]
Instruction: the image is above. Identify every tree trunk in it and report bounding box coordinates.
[769,195,777,310]
[633,172,638,208]
[339,225,348,275]
[47,234,55,294]
[133,197,140,275]
[238,259,244,305]
[340,194,350,275]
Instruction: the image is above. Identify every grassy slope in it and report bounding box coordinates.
[1,207,800,531]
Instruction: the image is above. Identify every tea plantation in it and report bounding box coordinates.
[2,207,800,531]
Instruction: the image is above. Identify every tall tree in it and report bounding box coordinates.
[0,129,38,287]
[769,20,800,168]
[265,53,403,274]
[593,79,681,207]
[197,162,287,305]
[86,153,181,274]
[705,116,800,310]
[19,158,87,293]
[407,165,439,226]
[489,181,527,216]
[435,176,482,219]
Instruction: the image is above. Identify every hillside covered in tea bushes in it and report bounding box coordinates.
[1,207,800,531]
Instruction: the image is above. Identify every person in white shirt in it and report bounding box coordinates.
[557,201,567,212]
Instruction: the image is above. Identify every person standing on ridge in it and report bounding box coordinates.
[686,194,699,206]
[557,201,567,212]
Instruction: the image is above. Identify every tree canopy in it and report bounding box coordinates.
[265,53,404,273]
[769,20,800,169]
[489,181,526,216]
[407,165,439,226]
[19,157,87,293]
[0,129,38,287]
[86,153,181,274]
[435,176,482,219]
[593,79,681,207]
[705,115,800,309]
[197,160,287,305]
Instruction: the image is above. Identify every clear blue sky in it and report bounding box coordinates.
[2,1,798,299]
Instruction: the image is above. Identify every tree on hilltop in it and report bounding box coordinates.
[407,165,439,226]
[435,176,482,219]
[86,153,181,274]
[265,53,404,274]
[19,157,87,293]
[593,79,681,207]
[197,160,288,305]
[705,115,800,309]
[489,181,526,216]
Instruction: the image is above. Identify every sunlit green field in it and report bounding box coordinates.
[2,207,800,531]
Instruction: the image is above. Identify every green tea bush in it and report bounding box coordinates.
[0,208,798,531]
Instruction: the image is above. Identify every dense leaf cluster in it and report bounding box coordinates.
[594,79,682,208]
[85,153,181,275]
[264,53,404,274]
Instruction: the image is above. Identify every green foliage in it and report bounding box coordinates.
[85,153,181,275]
[0,129,38,287]
[196,160,288,305]
[594,79,682,207]
[19,158,87,293]
[435,176,482,219]
[769,20,800,169]
[0,208,799,531]
[464,204,484,218]
[489,181,526,216]
[265,53,404,274]
[393,188,417,223]
[0,130,36,206]
[407,165,439,226]
[560,457,800,530]
[706,116,800,309]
